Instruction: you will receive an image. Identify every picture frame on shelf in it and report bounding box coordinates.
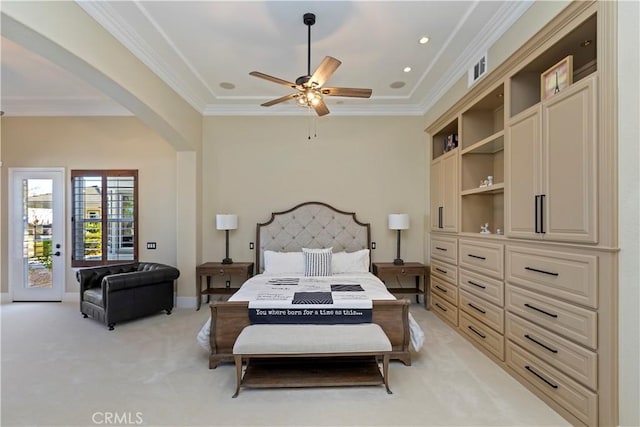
[444,133,458,152]
[541,55,573,100]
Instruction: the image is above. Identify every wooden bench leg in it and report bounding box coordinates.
[383,354,392,394]
[232,355,243,398]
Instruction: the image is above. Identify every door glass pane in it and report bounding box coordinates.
[23,179,53,288]
[106,176,135,261]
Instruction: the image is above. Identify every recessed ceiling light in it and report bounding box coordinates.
[390,81,406,89]
[419,36,430,44]
[403,67,412,73]
[219,82,235,90]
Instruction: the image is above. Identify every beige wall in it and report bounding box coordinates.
[0,117,178,295]
[201,115,426,280]
[618,1,640,424]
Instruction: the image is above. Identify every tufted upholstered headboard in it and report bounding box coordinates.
[255,202,371,273]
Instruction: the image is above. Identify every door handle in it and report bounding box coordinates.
[540,194,546,234]
[534,195,540,233]
[54,251,61,257]
[438,206,443,228]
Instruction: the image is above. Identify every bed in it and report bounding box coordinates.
[197,201,424,368]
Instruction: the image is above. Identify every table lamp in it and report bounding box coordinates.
[388,214,410,265]
[216,214,238,264]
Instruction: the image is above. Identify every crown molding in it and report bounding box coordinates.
[418,0,534,115]
[203,103,424,117]
[77,0,210,112]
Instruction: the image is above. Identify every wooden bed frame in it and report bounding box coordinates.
[208,202,412,368]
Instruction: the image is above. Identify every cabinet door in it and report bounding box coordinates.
[442,152,458,232]
[541,76,597,243]
[430,158,443,230]
[505,106,541,239]
[430,151,458,232]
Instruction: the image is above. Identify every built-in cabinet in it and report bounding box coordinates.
[506,75,597,243]
[427,3,617,426]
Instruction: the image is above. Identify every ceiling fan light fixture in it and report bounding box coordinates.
[249,12,371,117]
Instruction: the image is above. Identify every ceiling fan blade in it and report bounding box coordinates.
[261,93,297,107]
[309,56,341,87]
[250,71,297,88]
[312,99,330,117]
[321,87,372,98]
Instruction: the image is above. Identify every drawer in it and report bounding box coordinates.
[459,311,504,361]
[459,268,504,307]
[506,313,597,390]
[506,343,597,426]
[430,275,458,306]
[460,290,504,333]
[459,239,504,279]
[430,235,458,264]
[431,292,458,326]
[506,286,597,349]
[374,264,425,276]
[506,246,597,308]
[430,259,457,285]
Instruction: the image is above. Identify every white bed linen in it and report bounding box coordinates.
[196,272,425,351]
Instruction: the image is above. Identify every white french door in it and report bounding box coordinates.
[8,168,65,301]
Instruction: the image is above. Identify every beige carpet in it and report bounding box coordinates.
[1,301,569,427]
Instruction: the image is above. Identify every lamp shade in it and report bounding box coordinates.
[216,214,238,230]
[388,214,410,230]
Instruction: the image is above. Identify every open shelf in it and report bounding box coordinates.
[431,118,459,160]
[461,192,504,235]
[509,14,597,117]
[461,183,504,196]
[461,131,504,155]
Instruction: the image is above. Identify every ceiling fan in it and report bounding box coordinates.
[250,13,372,117]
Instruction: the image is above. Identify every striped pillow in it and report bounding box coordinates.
[303,248,333,277]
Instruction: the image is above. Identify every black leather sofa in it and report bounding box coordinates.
[77,262,180,330]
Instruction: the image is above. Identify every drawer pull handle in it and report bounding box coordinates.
[468,325,486,339]
[525,365,558,389]
[467,280,486,289]
[435,285,448,293]
[435,247,448,252]
[468,254,486,260]
[435,303,448,312]
[468,303,486,314]
[525,266,559,277]
[524,303,558,318]
[524,334,559,354]
[435,267,448,274]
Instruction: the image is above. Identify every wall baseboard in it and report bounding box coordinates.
[2,292,201,310]
[176,296,197,309]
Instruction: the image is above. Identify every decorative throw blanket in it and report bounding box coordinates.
[247,277,373,324]
[197,272,426,351]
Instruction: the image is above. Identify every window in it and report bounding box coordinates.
[71,170,138,267]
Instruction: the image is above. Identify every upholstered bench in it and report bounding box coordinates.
[232,323,392,397]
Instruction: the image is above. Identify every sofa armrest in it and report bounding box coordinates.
[103,267,180,293]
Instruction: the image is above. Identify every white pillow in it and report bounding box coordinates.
[332,249,370,274]
[302,247,333,277]
[263,250,305,274]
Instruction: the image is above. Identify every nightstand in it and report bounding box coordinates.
[195,262,254,310]
[372,262,429,309]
